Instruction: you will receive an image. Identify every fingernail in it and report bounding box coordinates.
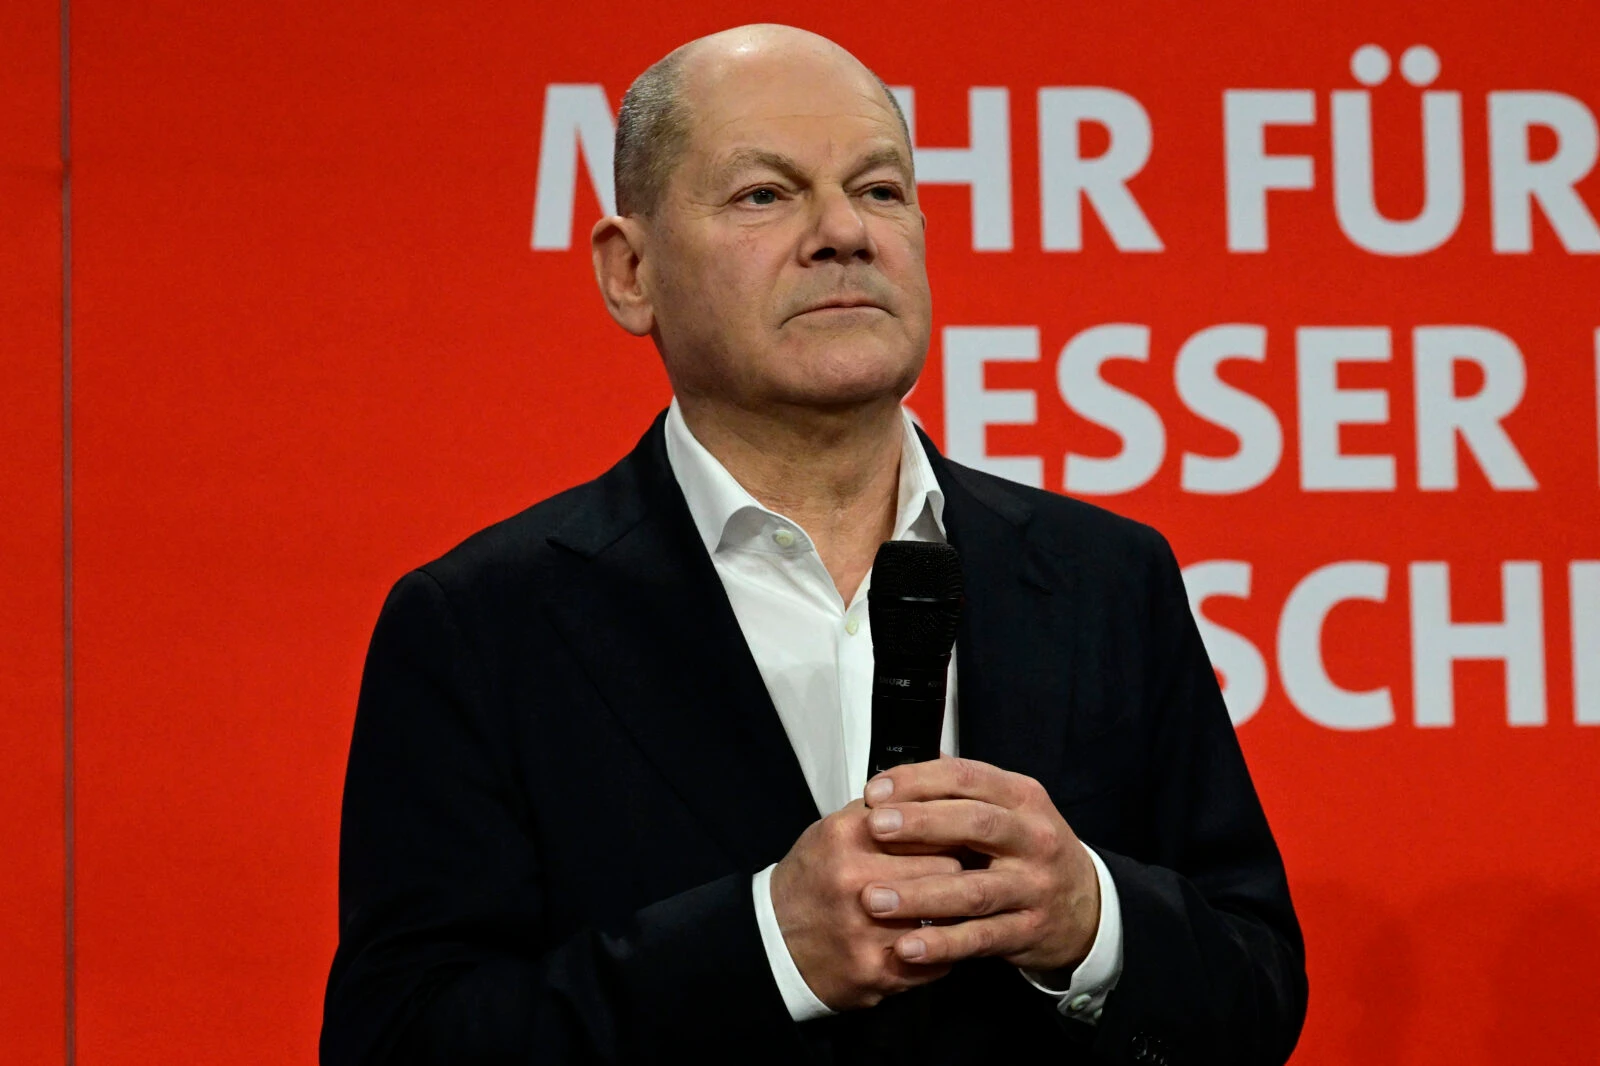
[868,888,899,913]
[865,777,893,803]
[869,808,902,833]
[900,937,926,959]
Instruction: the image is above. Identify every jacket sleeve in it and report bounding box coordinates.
[319,570,808,1066]
[1086,536,1309,1066]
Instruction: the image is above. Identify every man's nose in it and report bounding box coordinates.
[802,186,875,264]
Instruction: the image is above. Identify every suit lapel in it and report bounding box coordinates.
[538,416,820,872]
[927,442,1081,791]
[532,416,1089,873]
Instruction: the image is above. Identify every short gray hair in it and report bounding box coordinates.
[613,53,911,218]
[613,48,693,217]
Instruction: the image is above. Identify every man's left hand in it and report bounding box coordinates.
[859,757,1100,974]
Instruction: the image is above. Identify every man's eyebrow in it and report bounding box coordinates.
[710,148,808,187]
[848,146,913,182]
[709,145,914,187]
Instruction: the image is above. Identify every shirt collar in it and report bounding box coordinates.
[663,398,947,556]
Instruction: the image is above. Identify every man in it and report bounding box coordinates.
[321,24,1307,1066]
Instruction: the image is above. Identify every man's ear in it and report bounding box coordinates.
[590,215,656,337]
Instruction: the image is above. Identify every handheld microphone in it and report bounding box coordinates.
[866,540,963,779]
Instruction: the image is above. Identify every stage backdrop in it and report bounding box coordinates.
[4,1,1597,1062]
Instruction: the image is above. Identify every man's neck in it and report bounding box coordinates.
[676,395,904,604]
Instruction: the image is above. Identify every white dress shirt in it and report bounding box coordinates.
[662,399,1123,1025]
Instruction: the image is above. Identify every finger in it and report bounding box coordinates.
[876,840,966,857]
[881,951,952,991]
[893,913,1035,965]
[865,757,1038,809]
[868,798,1029,855]
[873,838,991,874]
[861,870,1026,921]
[871,853,964,881]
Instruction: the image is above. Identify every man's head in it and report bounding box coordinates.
[591,25,932,420]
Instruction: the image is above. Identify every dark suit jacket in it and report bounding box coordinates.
[321,413,1307,1066]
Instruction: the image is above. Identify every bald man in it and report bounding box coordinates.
[322,25,1307,1066]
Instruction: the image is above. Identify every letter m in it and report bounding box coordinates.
[531,85,617,250]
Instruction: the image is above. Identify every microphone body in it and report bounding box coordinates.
[867,541,964,779]
[868,650,953,775]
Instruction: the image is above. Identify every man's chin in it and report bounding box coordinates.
[767,372,921,415]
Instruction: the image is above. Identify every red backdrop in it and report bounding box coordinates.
[5,1,1598,1062]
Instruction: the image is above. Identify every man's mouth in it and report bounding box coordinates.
[795,298,888,317]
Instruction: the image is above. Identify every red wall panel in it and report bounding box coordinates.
[0,3,65,1064]
[54,0,1600,1062]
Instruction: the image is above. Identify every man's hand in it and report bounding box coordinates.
[770,799,964,1011]
[859,757,1100,974]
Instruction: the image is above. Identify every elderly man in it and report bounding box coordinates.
[321,24,1307,1066]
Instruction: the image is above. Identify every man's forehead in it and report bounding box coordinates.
[687,86,907,175]
[683,46,901,137]
[697,85,897,133]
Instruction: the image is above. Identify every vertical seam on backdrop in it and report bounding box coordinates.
[60,0,75,1061]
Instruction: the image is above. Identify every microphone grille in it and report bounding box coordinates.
[868,541,963,658]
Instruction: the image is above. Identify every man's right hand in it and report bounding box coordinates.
[769,799,963,1011]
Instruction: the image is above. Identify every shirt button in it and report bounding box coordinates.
[845,618,861,636]
[1068,993,1093,1013]
[772,529,796,548]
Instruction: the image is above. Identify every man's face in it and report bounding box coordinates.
[641,45,932,414]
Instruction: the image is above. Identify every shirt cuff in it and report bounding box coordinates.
[1019,841,1124,1023]
[752,864,835,1022]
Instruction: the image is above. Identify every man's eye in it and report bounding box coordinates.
[866,185,902,202]
[745,187,779,205]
